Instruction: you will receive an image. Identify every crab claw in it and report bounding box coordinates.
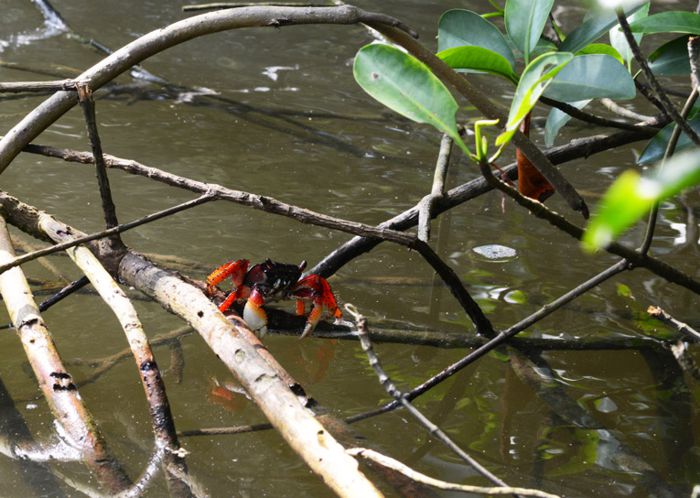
[292,274,342,339]
[243,288,269,336]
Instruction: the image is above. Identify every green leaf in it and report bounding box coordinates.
[437,46,517,82]
[496,52,574,146]
[583,148,700,251]
[560,4,645,54]
[504,0,554,63]
[637,117,700,165]
[648,35,691,76]
[353,44,466,153]
[438,9,515,67]
[629,11,700,35]
[543,54,636,102]
[609,3,650,64]
[544,99,591,147]
[576,43,624,64]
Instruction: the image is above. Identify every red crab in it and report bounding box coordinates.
[206,259,342,338]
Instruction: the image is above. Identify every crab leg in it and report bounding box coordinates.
[293,275,342,339]
[206,259,249,311]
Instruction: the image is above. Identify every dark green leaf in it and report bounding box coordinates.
[353,44,466,153]
[504,0,554,62]
[560,4,645,54]
[544,54,636,101]
[648,35,691,76]
[437,46,517,82]
[438,9,515,67]
[583,149,700,250]
[637,117,700,165]
[628,11,700,35]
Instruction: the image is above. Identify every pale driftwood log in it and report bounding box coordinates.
[0,217,132,493]
[39,220,194,497]
[0,192,382,498]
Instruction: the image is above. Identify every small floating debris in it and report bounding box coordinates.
[472,244,517,262]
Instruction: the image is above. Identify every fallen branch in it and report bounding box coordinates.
[0,191,382,498]
[0,216,132,493]
[347,448,560,498]
[40,218,193,496]
[0,5,416,171]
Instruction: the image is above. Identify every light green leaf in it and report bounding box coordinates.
[544,99,591,147]
[496,52,574,146]
[576,43,624,64]
[353,44,467,153]
[609,3,650,64]
[648,35,691,76]
[560,4,645,54]
[629,11,700,35]
[637,117,700,165]
[437,46,517,82]
[583,148,700,251]
[438,9,515,67]
[504,0,554,62]
[543,54,636,102]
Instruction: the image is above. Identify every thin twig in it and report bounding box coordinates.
[18,145,493,334]
[418,134,452,241]
[345,304,510,489]
[0,80,76,93]
[349,259,628,420]
[639,86,699,254]
[348,448,560,498]
[0,193,214,276]
[616,9,700,145]
[540,96,658,133]
[76,83,120,234]
[600,98,654,122]
[647,306,700,342]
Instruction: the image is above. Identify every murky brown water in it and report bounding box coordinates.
[0,1,698,496]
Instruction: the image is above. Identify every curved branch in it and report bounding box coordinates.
[0,5,414,172]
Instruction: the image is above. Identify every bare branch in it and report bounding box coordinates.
[0,216,132,492]
[616,9,700,145]
[348,448,561,498]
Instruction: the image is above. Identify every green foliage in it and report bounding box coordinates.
[576,43,624,64]
[353,44,470,156]
[497,52,574,146]
[438,9,515,67]
[351,1,700,251]
[583,149,700,251]
[504,0,554,63]
[628,11,700,35]
[543,54,636,101]
[638,117,700,165]
[648,35,692,76]
[437,46,517,82]
[559,4,645,54]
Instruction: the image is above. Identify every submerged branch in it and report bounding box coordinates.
[0,217,131,493]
